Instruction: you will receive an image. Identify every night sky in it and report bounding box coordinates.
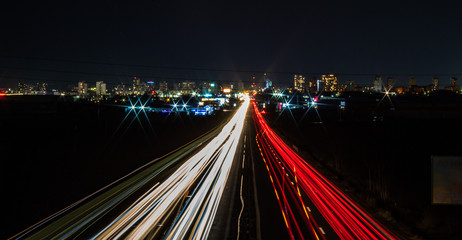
[1,1,461,88]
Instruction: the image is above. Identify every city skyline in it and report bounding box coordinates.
[1,54,461,90]
[3,73,460,95]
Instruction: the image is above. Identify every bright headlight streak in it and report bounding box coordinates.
[94,142,219,239]
[165,99,247,240]
[93,96,249,240]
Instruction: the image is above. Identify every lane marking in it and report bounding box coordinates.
[237,174,245,240]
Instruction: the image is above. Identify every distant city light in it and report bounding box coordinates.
[223,88,231,93]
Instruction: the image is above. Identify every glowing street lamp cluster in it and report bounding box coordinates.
[252,100,397,240]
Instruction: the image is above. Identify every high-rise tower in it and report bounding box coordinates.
[294,75,305,92]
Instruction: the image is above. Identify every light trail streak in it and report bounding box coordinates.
[252,100,397,240]
[162,97,248,240]
[11,97,249,240]
[95,97,249,239]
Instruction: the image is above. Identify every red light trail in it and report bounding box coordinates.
[252,100,397,240]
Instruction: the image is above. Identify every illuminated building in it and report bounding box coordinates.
[159,81,168,93]
[264,73,272,89]
[202,82,217,95]
[96,81,106,96]
[115,83,129,95]
[294,74,305,92]
[18,82,36,94]
[179,81,196,93]
[317,79,325,93]
[344,80,357,92]
[36,82,47,93]
[133,76,140,90]
[145,81,156,95]
[321,74,338,92]
[78,81,88,96]
[132,76,145,95]
[373,75,382,92]
[182,81,195,90]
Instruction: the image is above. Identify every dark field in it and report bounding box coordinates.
[260,96,462,239]
[1,95,231,239]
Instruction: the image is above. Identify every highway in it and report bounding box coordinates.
[10,97,249,240]
[252,100,397,240]
[10,96,398,240]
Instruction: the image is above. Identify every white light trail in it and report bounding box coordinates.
[93,96,249,240]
